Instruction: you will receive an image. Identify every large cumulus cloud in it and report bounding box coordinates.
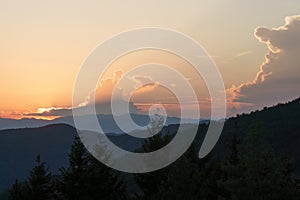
[228,15,300,115]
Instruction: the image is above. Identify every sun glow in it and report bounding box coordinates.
[37,107,56,113]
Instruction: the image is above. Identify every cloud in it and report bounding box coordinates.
[131,83,177,104]
[25,107,72,117]
[25,101,141,118]
[92,71,123,104]
[227,15,300,115]
[235,51,252,57]
[25,71,141,118]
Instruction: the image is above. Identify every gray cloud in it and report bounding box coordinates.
[25,101,141,117]
[25,71,141,118]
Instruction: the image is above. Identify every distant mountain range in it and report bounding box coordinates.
[0,114,207,133]
[0,97,299,193]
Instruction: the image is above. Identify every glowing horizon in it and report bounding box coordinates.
[1,1,300,120]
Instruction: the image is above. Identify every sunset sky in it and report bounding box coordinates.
[1,0,300,119]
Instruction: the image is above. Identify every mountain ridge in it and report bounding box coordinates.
[0,113,206,133]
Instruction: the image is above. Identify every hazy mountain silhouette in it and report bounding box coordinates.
[0,114,205,133]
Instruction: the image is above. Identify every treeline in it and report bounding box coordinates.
[8,123,300,200]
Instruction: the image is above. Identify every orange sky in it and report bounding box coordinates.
[1,1,300,119]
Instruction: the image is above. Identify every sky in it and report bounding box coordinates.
[0,0,300,119]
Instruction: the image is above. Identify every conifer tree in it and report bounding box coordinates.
[219,121,240,199]
[26,155,53,200]
[9,179,25,200]
[58,135,90,199]
[134,133,172,200]
[157,145,223,200]
[58,135,127,199]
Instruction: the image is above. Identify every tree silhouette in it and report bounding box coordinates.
[58,136,90,199]
[134,133,172,199]
[58,135,127,199]
[9,180,25,200]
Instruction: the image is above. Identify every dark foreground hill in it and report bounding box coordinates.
[213,97,300,175]
[0,124,76,192]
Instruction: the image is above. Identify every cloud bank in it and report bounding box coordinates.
[25,72,142,118]
[228,15,300,115]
